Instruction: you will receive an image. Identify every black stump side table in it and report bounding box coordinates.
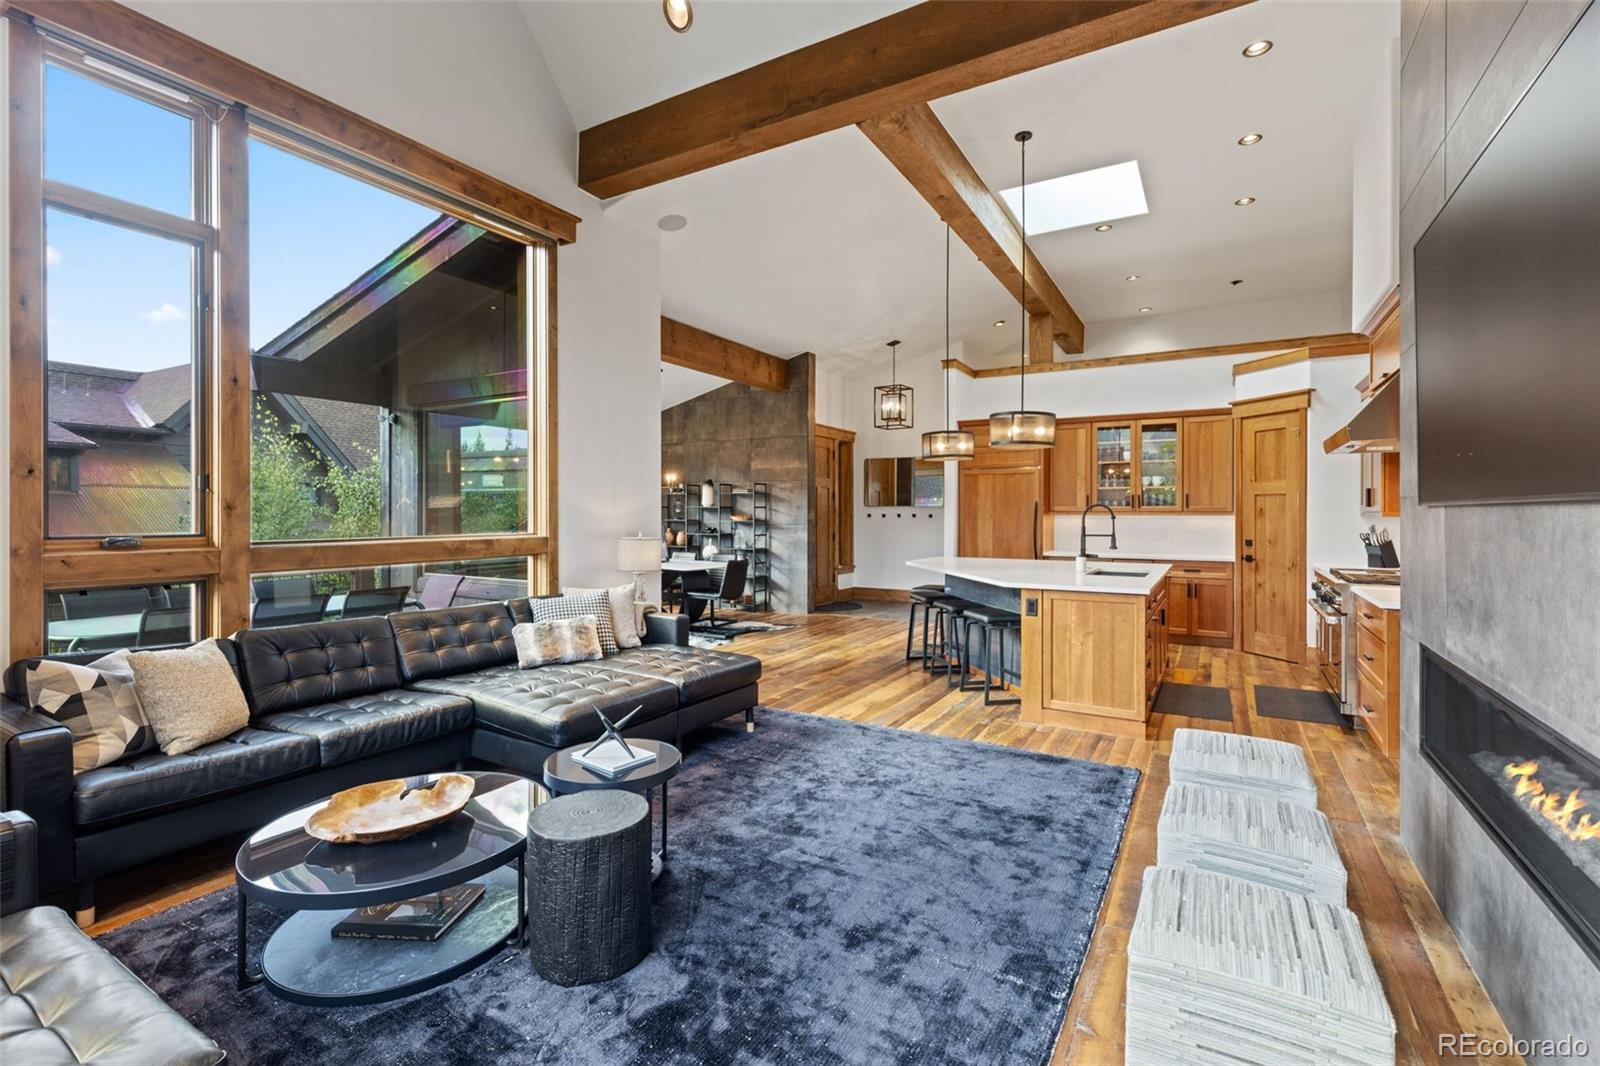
[527,790,653,986]
[234,771,543,1006]
[542,739,681,879]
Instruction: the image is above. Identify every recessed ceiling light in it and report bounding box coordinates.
[1125,275,1141,282]
[1000,160,1149,236]
[1238,133,1264,146]
[1242,39,1273,58]
[1094,224,1114,233]
[657,214,688,231]
[663,0,693,33]
[992,319,1006,328]
[1234,196,1256,206]
[1139,306,1153,314]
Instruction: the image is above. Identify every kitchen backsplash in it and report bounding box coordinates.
[1051,513,1235,558]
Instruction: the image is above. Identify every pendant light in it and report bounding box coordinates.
[989,130,1057,447]
[874,340,914,430]
[922,223,975,460]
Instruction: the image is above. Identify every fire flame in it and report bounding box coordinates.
[1502,761,1600,844]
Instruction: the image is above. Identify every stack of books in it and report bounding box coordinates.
[1168,728,1319,808]
[1157,783,1347,906]
[1127,867,1394,1066]
[573,737,656,777]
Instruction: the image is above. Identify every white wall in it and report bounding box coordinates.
[1079,291,1348,361]
[1350,36,1400,331]
[112,1,664,599]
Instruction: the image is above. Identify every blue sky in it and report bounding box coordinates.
[43,62,437,373]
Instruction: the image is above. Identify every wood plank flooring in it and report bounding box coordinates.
[86,603,1518,1064]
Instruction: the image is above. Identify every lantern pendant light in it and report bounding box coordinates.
[922,223,976,461]
[989,130,1057,447]
[874,339,914,430]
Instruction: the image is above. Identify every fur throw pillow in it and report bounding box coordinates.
[513,618,603,668]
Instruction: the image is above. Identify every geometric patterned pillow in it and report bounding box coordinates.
[21,654,156,773]
[527,591,618,655]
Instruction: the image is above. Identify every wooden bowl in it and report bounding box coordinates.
[306,774,476,844]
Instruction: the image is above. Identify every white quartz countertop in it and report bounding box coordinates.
[908,556,1170,596]
[1352,585,1401,611]
[1042,548,1234,563]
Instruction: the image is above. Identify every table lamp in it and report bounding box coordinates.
[616,534,662,603]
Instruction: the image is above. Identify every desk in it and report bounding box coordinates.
[47,613,143,652]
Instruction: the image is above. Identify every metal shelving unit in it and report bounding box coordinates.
[661,481,770,611]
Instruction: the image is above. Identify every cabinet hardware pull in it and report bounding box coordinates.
[1361,704,1374,717]
[1242,553,1255,563]
[1185,493,1189,508]
[1362,653,1375,662]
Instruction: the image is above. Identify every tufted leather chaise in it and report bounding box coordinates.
[0,811,224,1065]
[1,599,759,924]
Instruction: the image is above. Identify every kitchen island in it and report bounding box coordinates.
[908,557,1171,736]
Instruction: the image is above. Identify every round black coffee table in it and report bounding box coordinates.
[234,771,544,1006]
[542,739,680,878]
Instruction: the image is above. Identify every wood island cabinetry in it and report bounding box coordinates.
[1021,581,1170,738]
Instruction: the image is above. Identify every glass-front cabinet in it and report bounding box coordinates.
[1137,420,1181,510]
[1093,423,1134,509]
[1090,420,1183,511]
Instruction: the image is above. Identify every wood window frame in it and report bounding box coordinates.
[7,8,565,659]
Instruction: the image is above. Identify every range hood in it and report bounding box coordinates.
[1324,372,1400,454]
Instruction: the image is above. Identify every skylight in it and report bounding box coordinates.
[999,160,1149,236]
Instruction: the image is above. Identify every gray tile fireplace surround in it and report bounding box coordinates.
[1399,1,1600,1058]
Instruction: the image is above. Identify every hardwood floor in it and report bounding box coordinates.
[86,603,1518,1065]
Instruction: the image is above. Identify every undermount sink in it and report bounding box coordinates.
[1087,568,1148,578]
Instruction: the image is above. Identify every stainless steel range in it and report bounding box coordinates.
[1311,567,1401,718]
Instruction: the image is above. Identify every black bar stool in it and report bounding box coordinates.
[961,603,1022,706]
[930,597,981,685]
[905,585,948,664]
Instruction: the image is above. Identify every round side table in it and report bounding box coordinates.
[542,739,681,879]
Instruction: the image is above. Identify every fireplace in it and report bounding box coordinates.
[1420,646,1600,967]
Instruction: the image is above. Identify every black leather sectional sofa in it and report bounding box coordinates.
[0,600,760,918]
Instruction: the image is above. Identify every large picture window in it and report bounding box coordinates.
[247,138,534,543]
[8,11,566,659]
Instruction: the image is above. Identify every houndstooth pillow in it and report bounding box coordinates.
[22,653,157,773]
[563,584,642,649]
[527,591,617,655]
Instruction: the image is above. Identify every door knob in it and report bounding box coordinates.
[1242,553,1255,563]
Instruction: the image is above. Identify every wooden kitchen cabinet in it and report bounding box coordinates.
[958,420,1048,558]
[1352,591,1401,760]
[1149,560,1235,646]
[1048,421,1093,513]
[1136,420,1182,510]
[1022,586,1166,737]
[1182,414,1233,513]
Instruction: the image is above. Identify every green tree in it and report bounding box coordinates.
[321,444,384,539]
[250,400,321,541]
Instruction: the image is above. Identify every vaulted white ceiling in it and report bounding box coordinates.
[522,1,1396,377]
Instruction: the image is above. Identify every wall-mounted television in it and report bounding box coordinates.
[1414,1,1599,505]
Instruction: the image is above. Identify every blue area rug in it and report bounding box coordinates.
[98,709,1139,1065]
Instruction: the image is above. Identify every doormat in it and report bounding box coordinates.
[688,619,795,648]
[1253,685,1344,726]
[813,601,863,613]
[1153,683,1234,722]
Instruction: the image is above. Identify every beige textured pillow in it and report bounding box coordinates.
[514,618,603,669]
[562,584,642,649]
[126,640,251,756]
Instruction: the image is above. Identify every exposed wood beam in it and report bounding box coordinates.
[1027,313,1056,365]
[578,0,1250,200]
[661,318,789,391]
[942,332,1369,378]
[859,104,1085,353]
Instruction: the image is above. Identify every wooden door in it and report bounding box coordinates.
[958,467,1043,559]
[1183,415,1233,512]
[1048,421,1092,513]
[1236,400,1307,662]
[813,436,837,606]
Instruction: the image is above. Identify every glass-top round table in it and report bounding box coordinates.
[234,771,545,1006]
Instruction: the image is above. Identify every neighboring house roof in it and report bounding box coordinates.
[47,439,190,536]
[294,396,382,467]
[125,364,192,426]
[47,421,97,449]
[46,363,160,434]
